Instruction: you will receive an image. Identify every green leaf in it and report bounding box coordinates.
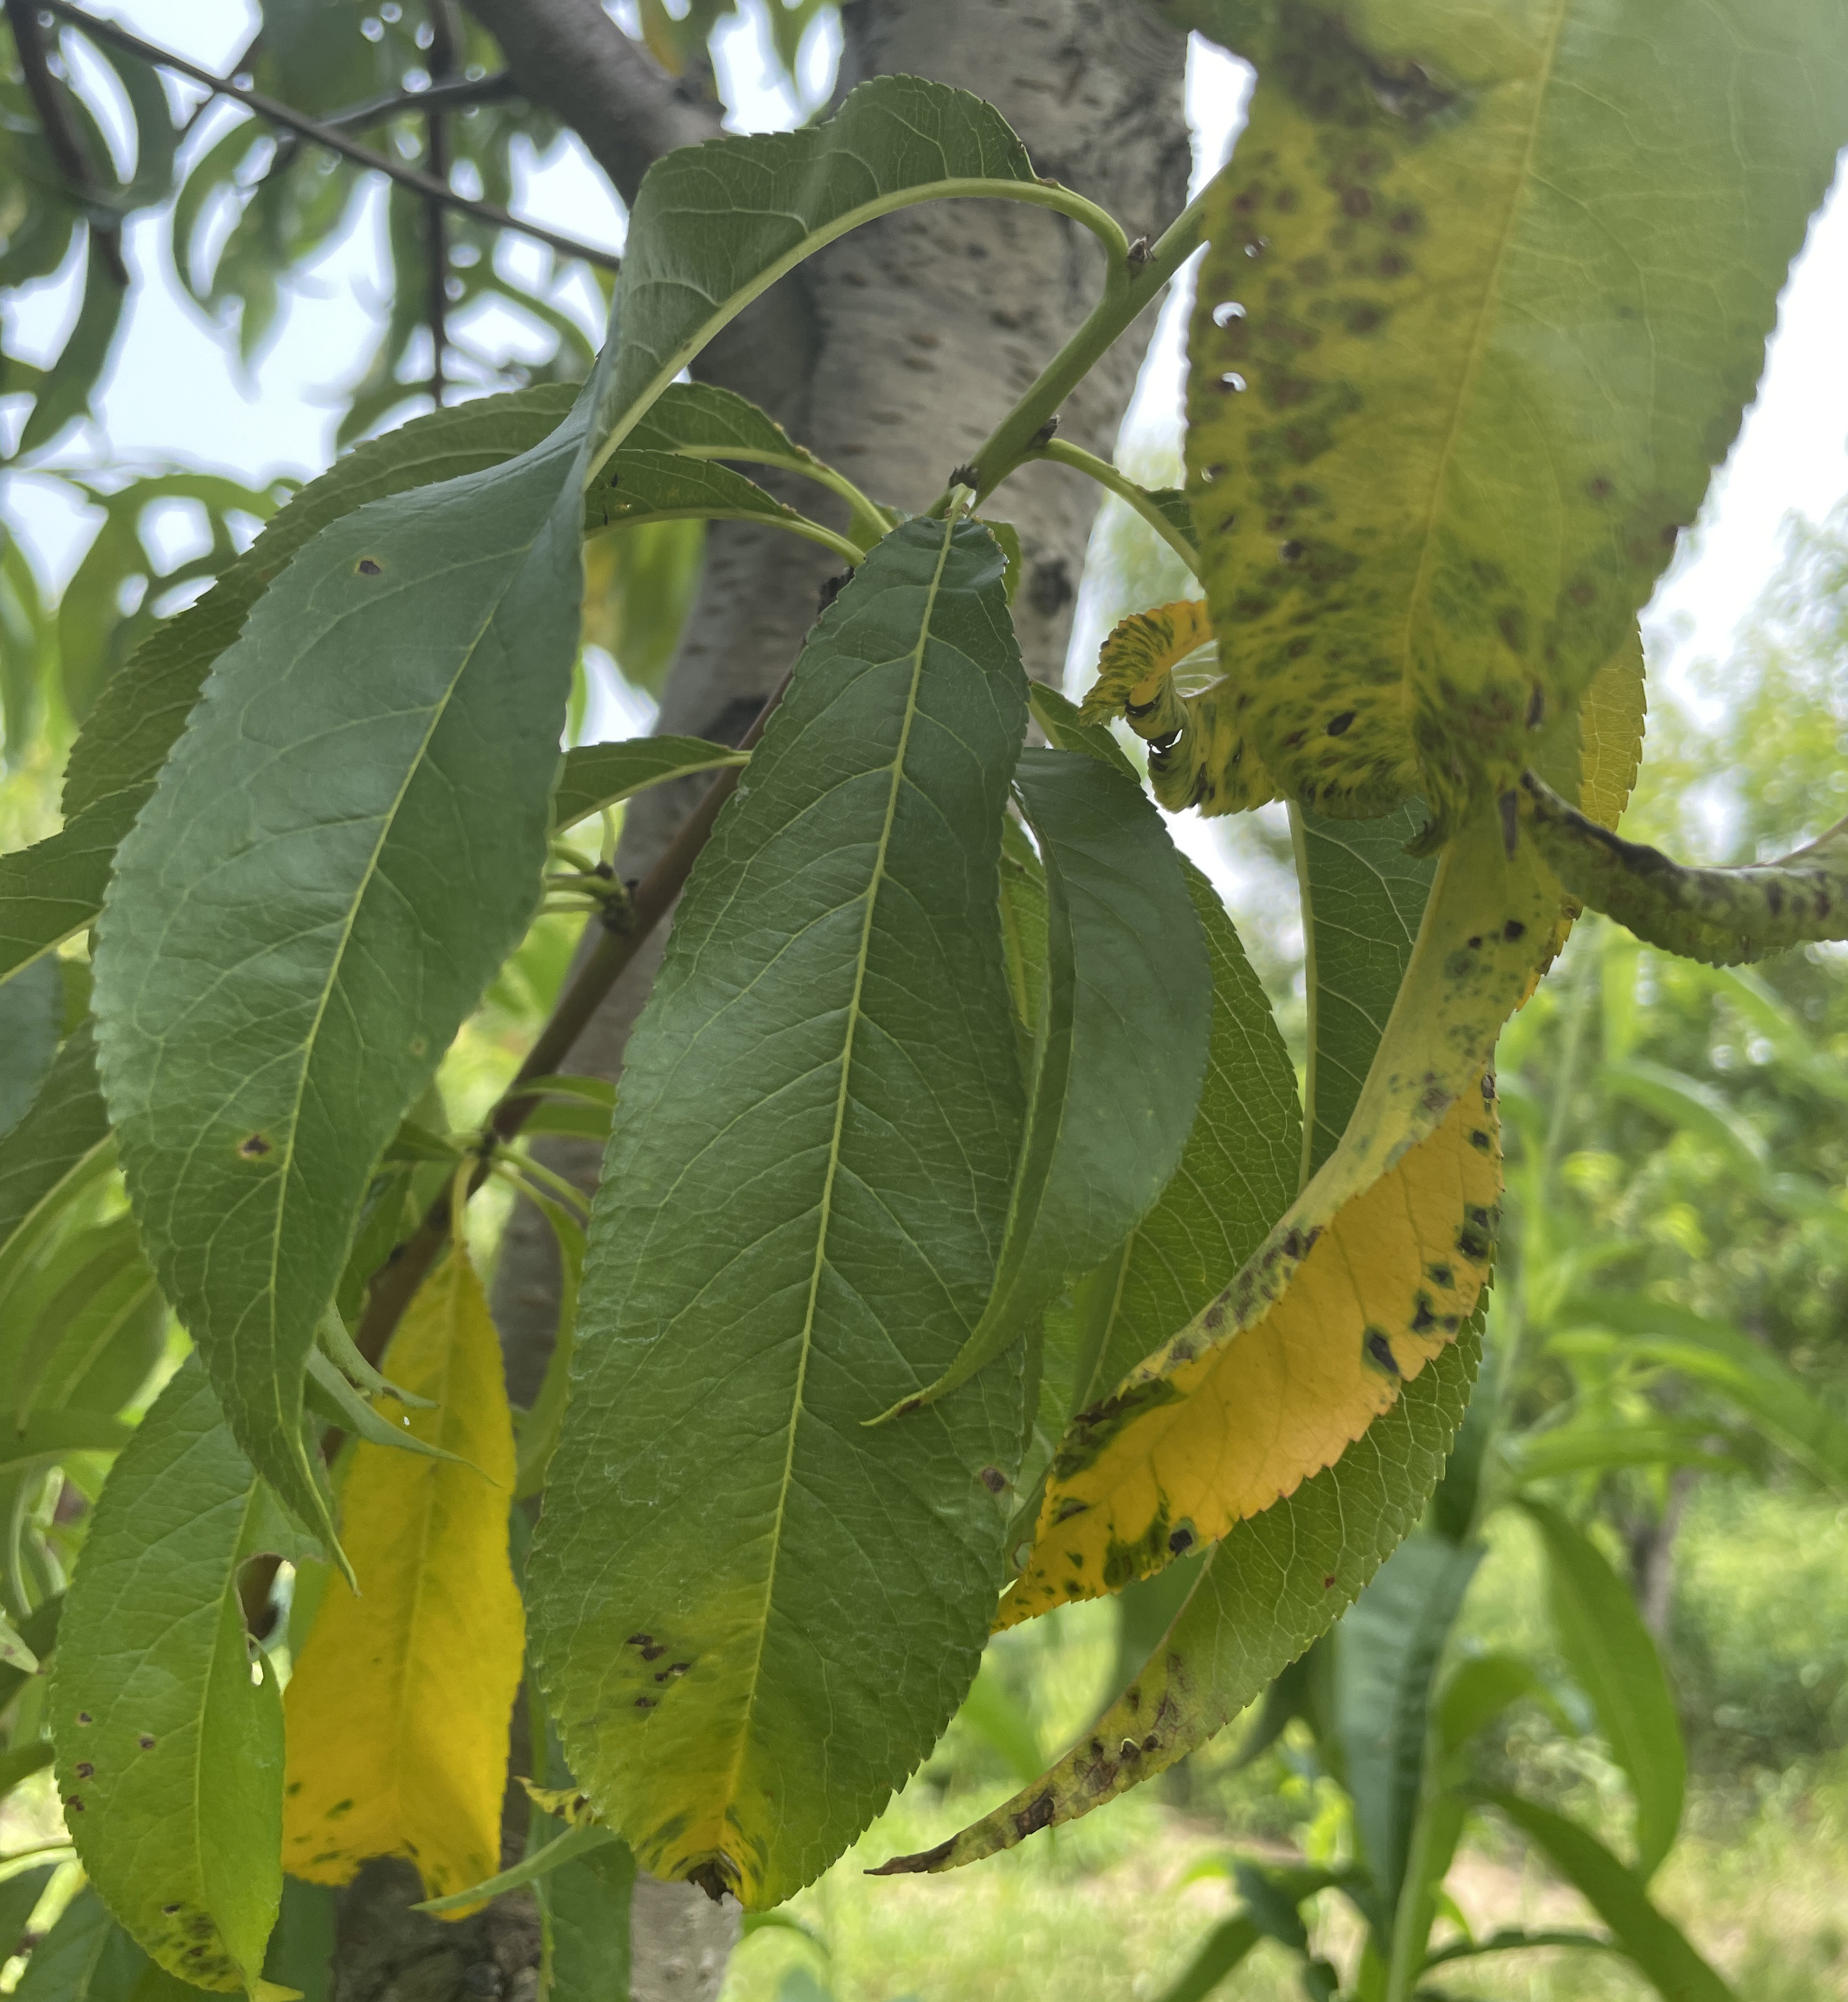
[1063,861,1300,1415]
[0,958,62,1140]
[12,1888,150,2002]
[585,76,1078,474]
[587,449,856,562]
[8,1216,163,1427]
[0,1739,54,1795]
[874,1310,1481,1875]
[1564,1294,1848,1500]
[259,1879,334,2002]
[1335,1531,1481,1913]
[412,1822,621,1915]
[530,518,1030,1910]
[94,395,588,1540]
[1482,1791,1734,2002]
[1508,1421,1739,1484]
[0,1026,111,1277]
[1025,684,1142,785]
[18,242,125,458]
[53,1358,316,1993]
[0,1595,60,1715]
[1186,1,1848,837]
[1519,1498,1685,1877]
[1522,773,1848,964]
[535,1832,635,2002]
[876,746,1212,1419]
[1601,1059,1767,1181]
[551,735,748,832]
[0,389,578,1002]
[0,1412,133,1475]
[0,1863,56,1962]
[1437,1651,1571,1755]
[1151,1916,1263,2002]
[1423,1926,1626,1972]
[1294,802,1435,1179]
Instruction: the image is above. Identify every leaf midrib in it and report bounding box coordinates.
[716,517,958,1846]
[1396,2,1571,720]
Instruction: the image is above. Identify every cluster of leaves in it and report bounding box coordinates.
[3,4,1848,2000]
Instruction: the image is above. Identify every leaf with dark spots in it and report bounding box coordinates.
[1186,0,1848,834]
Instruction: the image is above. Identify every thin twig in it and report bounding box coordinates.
[320,70,519,133]
[37,0,622,273]
[4,0,128,285]
[353,672,790,1366]
[423,0,461,409]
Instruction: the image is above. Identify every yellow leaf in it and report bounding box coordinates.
[1077,600,1280,816]
[1000,1073,1500,1624]
[282,1250,522,1912]
[1577,636,1648,836]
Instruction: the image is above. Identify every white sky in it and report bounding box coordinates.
[5,7,1846,722]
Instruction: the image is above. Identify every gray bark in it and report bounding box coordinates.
[342,4,1192,1997]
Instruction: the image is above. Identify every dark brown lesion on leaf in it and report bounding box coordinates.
[356,557,384,576]
[238,1133,272,1158]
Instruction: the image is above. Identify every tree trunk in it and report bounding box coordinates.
[341,4,1192,1995]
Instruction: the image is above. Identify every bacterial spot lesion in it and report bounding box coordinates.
[238,1133,273,1158]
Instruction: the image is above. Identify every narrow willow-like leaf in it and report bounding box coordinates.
[1001,791,1544,1616]
[1185,1,1848,835]
[412,1824,619,1915]
[1335,1531,1481,1915]
[0,390,578,1000]
[8,1216,162,1427]
[94,394,587,1539]
[1522,773,1848,966]
[876,747,1211,1419]
[0,958,61,1137]
[530,519,1028,1910]
[1066,863,1300,1416]
[283,1251,522,1909]
[1565,1294,1848,1499]
[1520,1498,1684,1880]
[551,735,746,832]
[876,1314,1481,1873]
[1002,1079,1499,1619]
[53,1358,315,1994]
[1294,802,1435,1181]
[1481,1792,1734,2002]
[587,450,856,562]
[585,76,1082,474]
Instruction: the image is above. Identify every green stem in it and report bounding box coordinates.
[1027,438,1200,576]
[603,506,864,568]
[681,446,895,550]
[941,172,1219,516]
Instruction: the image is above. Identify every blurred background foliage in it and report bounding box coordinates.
[3,4,1848,1998]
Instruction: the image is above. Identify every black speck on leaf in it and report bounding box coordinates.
[356,557,383,576]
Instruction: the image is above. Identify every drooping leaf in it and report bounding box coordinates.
[1600,1058,1767,1184]
[585,77,1065,472]
[12,1887,155,2002]
[1293,801,1435,1179]
[1482,1791,1735,2002]
[94,394,587,1541]
[875,1312,1481,1873]
[52,1358,315,1994]
[0,1412,134,1475]
[1025,683,1142,784]
[0,389,579,1003]
[1437,1651,1573,1755]
[282,1250,522,1908]
[530,518,1030,1910]
[1184,0,1848,836]
[587,450,856,560]
[551,735,748,832]
[878,746,1212,1418]
[7,1215,164,1427]
[0,958,62,1140]
[1519,1499,1684,1879]
[1151,1916,1264,2002]
[1522,773,1848,965]
[1335,1531,1481,1914]
[1000,1074,1500,1619]
[1564,1294,1848,1500]
[1063,862,1300,1418]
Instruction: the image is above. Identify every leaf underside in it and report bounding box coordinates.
[530,519,1030,1910]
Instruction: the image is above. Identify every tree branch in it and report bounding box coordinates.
[461,0,724,205]
[320,70,520,133]
[4,0,128,285]
[37,1,621,273]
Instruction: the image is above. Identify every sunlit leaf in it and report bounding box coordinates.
[282,1250,522,1909]
[1184,0,1848,836]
